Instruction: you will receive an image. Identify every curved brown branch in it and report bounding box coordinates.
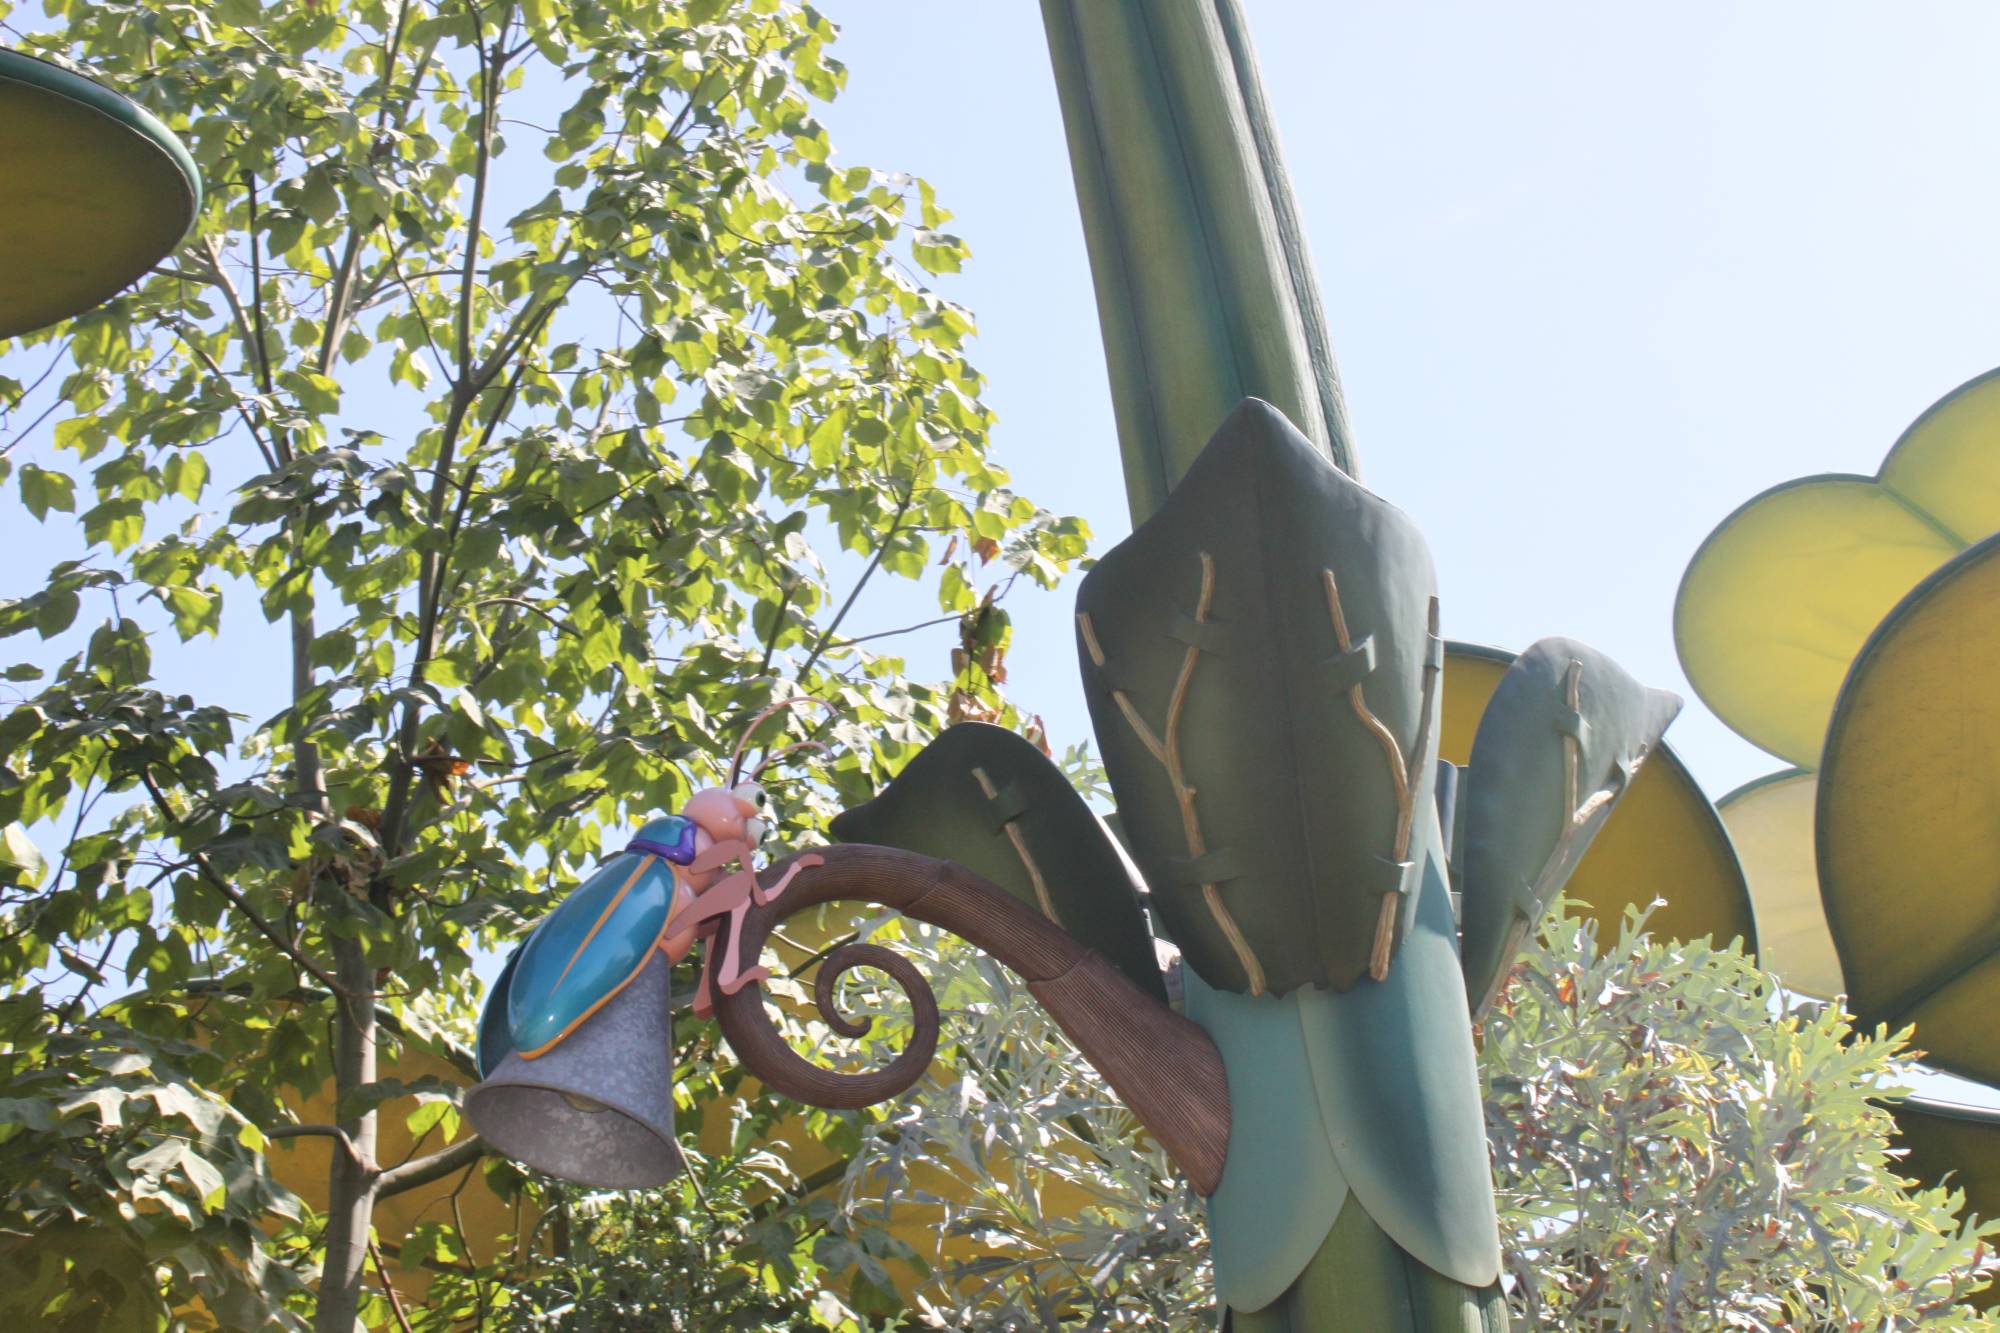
[708,843,1230,1195]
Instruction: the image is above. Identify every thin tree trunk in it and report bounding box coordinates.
[315,934,379,1333]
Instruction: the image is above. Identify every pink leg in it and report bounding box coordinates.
[691,922,722,1018]
[715,899,769,997]
[752,852,823,906]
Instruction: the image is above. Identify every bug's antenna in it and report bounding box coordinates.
[726,698,829,787]
[751,740,828,780]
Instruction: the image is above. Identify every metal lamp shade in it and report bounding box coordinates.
[465,953,684,1188]
[0,48,201,337]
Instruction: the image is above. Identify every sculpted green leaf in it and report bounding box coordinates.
[1077,398,1439,996]
[831,721,1165,1000]
[1457,638,1681,1016]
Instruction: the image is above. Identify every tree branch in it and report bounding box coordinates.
[753,579,796,676]
[199,236,290,465]
[377,229,453,384]
[456,25,498,384]
[242,174,279,405]
[374,1134,487,1199]
[138,772,350,1003]
[368,1237,416,1333]
[176,328,280,472]
[824,611,963,651]
[268,1122,377,1172]
[795,481,917,683]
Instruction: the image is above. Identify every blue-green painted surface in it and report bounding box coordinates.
[504,817,691,1055]
[476,940,524,1078]
[1186,807,1500,1312]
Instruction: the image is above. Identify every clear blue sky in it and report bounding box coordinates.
[813,0,2000,805]
[11,1,2000,817]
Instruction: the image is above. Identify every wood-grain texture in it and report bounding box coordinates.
[709,843,1230,1195]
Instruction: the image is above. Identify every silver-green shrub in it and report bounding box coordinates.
[825,909,2000,1331]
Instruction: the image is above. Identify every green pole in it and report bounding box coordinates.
[1040,6,1508,1329]
[1039,0,1356,523]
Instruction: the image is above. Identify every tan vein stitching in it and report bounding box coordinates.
[1080,554,1265,994]
[1111,691,1169,764]
[1076,611,1107,667]
[1369,893,1400,981]
[1323,571,1426,980]
[972,765,1057,923]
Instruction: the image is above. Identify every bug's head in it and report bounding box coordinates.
[683,781,771,848]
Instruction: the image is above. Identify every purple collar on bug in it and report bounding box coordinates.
[625,815,699,865]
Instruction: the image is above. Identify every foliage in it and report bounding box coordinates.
[0,0,1085,1324]
[426,1153,854,1332]
[680,909,2000,1332]
[0,1010,309,1331]
[830,922,1209,1330]
[1481,907,2000,1331]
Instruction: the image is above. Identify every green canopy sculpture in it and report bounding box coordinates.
[0,48,201,338]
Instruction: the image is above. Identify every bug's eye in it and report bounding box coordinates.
[754,789,769,809]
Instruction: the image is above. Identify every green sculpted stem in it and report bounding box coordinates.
[1039,0,1357,523]
[1041,6,1509,1330]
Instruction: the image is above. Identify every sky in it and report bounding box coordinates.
[7,3,2000,953]
[803,0,2000,806]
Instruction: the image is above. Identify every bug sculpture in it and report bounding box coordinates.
[467,706,828,1188]
[475,702,828,1070]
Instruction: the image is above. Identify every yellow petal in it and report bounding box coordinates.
[1820,533,2000,1084]
[1443,645,1756,953]
[1881,368,2000,548]
[1675,477,1959,767]
[1716,769,1843,998]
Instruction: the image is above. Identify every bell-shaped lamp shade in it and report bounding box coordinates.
[465,954,684,1188]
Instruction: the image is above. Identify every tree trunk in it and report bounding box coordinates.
[314,934,379,1333]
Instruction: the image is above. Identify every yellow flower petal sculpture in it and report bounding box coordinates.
[1713,770,1843,998]
[1818,531,2000,1084]
[1676,368,2000,998]
[1679,375,2000,1267]
[0,48,201,337]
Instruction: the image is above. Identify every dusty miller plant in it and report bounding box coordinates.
[827,918,1211,1331]
[799,908,2000,1332]
[1483,907,2000,1331]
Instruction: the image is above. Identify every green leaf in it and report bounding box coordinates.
[0,822,46,886]
[81,499,144,551]
[162,451,210,501]
[17,464,75,520]
[164,586,222,639]
[910,230,965,276]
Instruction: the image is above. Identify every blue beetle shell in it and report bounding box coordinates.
[476,939,524,1078]
[503,815,696,1058]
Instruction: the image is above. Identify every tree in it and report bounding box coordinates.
[0,0,1084,1326]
